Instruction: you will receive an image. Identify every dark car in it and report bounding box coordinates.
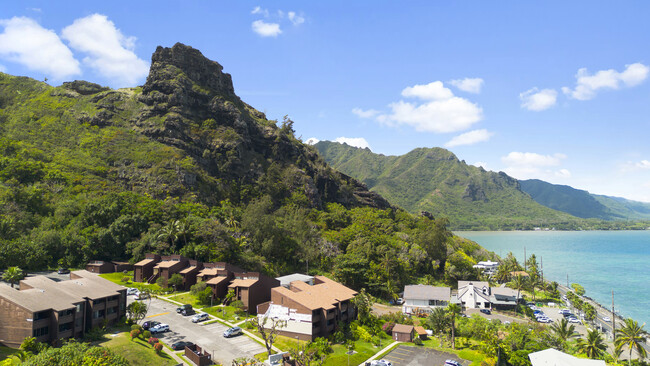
[171,341,194,351]
[480,309,491,315]
[142,321,161,330]
[176,304,194,315]
[57,268,70,274]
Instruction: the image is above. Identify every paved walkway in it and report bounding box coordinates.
[362,341,400,364]
[161,345,189,365]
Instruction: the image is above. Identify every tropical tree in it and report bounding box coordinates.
[446,304,462,349]
[615,318,648,366]
[168,273,184,291]
[249,316,287,356]
[157,220,180,252]
[549,318,578,351]
[351,288,374,326]
[126,301,148,324]
[427,307,448,345]
[528,274,543,301]
[576,328,607,359]
[512,275,526,308]
[2,267,24,288]
[224,288,236,305]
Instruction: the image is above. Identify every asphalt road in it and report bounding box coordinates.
[131,297,265,364]
[382,345,466,366]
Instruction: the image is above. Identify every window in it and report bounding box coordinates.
[34,311,50,321]
[59,309,74,317]
[327,309,335,314]
[76,317,83,327]
[92,310,105,319]
[312,322,320,328]
[92,299,104,305]
[59,322,73,332]
[326,319,334,326]
[76,304,83,313]
[107,307,117,315]
[33,326,49,337]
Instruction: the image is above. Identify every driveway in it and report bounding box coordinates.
[464,308,526,324]
[382,345,466,366]
[135,297,265,364]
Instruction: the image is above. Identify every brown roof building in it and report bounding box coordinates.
[229,272,280,313]
[85,261,133,274]
[152,255,189,287]
[392,324,414,342]
[0,271,126,348]
[134,253,161,282]
[256,275,357,341]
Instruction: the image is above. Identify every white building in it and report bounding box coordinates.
[456,281,520,310]
[529,349,606,366]
[402,284,450,314]
[473,260,499,276]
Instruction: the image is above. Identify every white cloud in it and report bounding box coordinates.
[61,14,148,86]
[352,108,380,119]
[621,159,650,172]
[502,152,566,167]
[251,20,282,37]
[288,12,305,26]
[334,137,371,150]
[444,129,493,147]
[520,87,557,111]
[0,17,80,79]
[401,81,454,100]
[555,169,571,178]
[305,137,319,145]
[449,77,484,93]
[637,160,650,169]
[0,64,5,73]
[251,6,269,17]
[562,63,649,100]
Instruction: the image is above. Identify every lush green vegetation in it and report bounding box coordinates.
[99,331,177,366]
[315,141,650,230]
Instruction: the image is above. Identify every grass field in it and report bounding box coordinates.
[0,345,21,361]
[99,272,165,293]
[202,305,255,323]
[99,332,178,366]
[167,292,204,308]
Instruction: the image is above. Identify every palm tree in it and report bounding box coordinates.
[176,218,191,248]
[615,318,648,366]
[447,304,462,349]
[512,274,526,308]
[550,318,579,351]
[528,274,543,301]
[2,267,24,288]
[576,328,607,359]
[157,220,180,251]
[427,307,448,345]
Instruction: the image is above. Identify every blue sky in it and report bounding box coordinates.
[1,1,650,202]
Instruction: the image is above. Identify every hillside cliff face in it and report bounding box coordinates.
[315,141,576,229]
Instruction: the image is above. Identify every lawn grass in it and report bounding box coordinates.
[421,337,490,366]
[99,331,177,366]
[0,345,21,361]
[202,305,255,323]
[99,272,166,293]
[166,292,203,308]
[323,340,378,366]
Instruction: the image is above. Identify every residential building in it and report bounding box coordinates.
[392,324,414,342]
[229,272,280,313]
[256,275,357,341]
[197,262,243,299]
[402,284,450,315]
[473,260,499,276]
[133,253,161,282]
[179,260,203,290]
[455,281,520,310]
[276,273,314,288]
[151,255,189,286]
[85,261,133,274]
[529,349,606,366]
[0,270,126,348]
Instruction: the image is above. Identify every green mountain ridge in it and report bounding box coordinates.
[314,141,579,230]
[520,179,650,220]
[0,43,494,296]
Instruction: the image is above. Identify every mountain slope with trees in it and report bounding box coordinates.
[315,141,579,230]
[0,43,493,297]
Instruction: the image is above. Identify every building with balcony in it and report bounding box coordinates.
[402,284,450,315]
[133,253,161,282]
[229,272,280,313]
[0,270,126,348]
[256,275,357,341]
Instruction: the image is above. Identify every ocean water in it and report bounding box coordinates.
[455,230,650,326]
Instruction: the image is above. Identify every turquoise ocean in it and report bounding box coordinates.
[455,230,650,326]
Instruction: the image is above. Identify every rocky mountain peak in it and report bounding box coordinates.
[144,43,235,97]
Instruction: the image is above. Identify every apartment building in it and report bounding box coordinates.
[197,263,243,299]
[257,275,357,341]
[133,253,161,282]
[228,272,280,313]
[0,270,126,348]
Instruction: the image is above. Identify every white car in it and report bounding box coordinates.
[537,317,553,323]
[126,288,139,296]
[602,316,611,322]
[150,323,170,333]
[558,309,570,315]
[370,360,392,366]
[568,317,581,324]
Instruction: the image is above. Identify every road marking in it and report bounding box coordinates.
[147,312,171,318]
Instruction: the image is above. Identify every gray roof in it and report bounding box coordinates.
[458,281,490,289]
[529,349,606,366]
[276,273,314,288]
[403,285,450,301]
[0,270,124,313]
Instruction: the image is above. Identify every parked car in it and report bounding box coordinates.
[142,321,160,330]
[479,309,491,315]
[150,324,170,333]
[445,360,462,366]
[191,313,210,323]
[602,316,611,322]
[568,317,581,324]
[134,292,150,300]
[57,268,70,275]
[558,309,570,315]
[177,304,194,316]
[223,326,243,338]
[395,298,404,305]
[171,341,194,350]
[126,288,139,296]
[370,360,392,366]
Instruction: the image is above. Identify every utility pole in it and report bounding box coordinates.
[612,289,616,343]
[524,247,527,272]
[541,256,544,283]
[566,274,569,288]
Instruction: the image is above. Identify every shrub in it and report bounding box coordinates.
[196,287,213,306]
[131,324,142,332]
[153,342,163,354]
[130,329,140,340]
[382,322,395,335]
[120,276,131,283]
[148,337,159,345]
[142,330,151,339]
[413,337,423,346]
[190,281,207,296]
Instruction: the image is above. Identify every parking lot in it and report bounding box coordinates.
[132,297,265,364]
[382,345,466,366]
